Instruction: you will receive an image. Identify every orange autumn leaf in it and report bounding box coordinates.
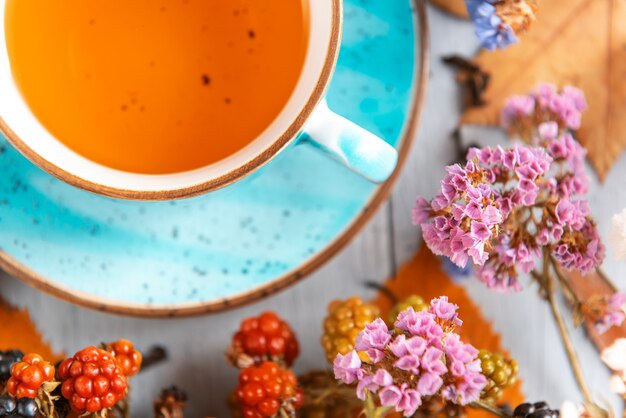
[461,0,626,180]
[371,247,525,416]
[431,0,468,18]
[0,297,63,362]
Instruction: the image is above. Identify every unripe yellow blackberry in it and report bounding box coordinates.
[478,349,519,403]
[321,297,379,364]
[387,295,429,326]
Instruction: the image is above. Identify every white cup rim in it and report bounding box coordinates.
[0,0,342,200]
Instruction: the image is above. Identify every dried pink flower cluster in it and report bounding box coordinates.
[413,145,551,278]
[533,122,589,199]
[333,297,486,417]
[587,292,626,334]
[501,85,589,201]
[414,86,604,291]
[502,84,588,133]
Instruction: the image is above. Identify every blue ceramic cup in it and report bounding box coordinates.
[0,0,397,201]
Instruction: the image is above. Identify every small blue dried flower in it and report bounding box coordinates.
[466,0,537,50]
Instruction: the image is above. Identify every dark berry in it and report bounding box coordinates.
[514,403,535,417]
[0,394,17,415]
[514,402,559,418]
[0,351,24,383]
[16,398,39,418]
[529,411,554,418]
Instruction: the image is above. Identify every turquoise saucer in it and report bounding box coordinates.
[0,0,427,316]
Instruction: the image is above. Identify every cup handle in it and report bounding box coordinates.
[301,100,398,183]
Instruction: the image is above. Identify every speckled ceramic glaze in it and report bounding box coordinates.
[0,0,426,316]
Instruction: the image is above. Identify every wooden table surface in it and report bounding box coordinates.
[1,5,625,417]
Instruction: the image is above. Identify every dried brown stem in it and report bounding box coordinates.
[550,258,583,308]
[154,387,186,418]
[470,401,511,418]
[140,346,168,372]
[364,281,399,305]
[544,252,593,404]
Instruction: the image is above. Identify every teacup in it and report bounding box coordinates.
[0,0,397,200]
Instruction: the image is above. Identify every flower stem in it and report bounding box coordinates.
[470,400,511,418]
[364,392,377,418]
[363,392,393,418]
[546,293,593,403]
[550,258,583,308]
[544,253,593,404]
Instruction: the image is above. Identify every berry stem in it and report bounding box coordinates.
[114,395,131,418]
[550,258,583,309]
[39,385,61,418]
[543,252,593,404]
[470,400,511,418]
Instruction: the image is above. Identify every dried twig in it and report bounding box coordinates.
[443,55,490,107]
[543,251,593,404]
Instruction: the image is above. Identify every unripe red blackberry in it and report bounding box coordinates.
[7,354,55,399]
[58,346,127,414]
[107,339,143,376]
[230,312,299,368]
[321,297,379,364]
[235,362,303,418]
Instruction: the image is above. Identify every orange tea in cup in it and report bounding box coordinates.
[4,0,309,174]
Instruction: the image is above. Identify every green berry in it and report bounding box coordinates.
[387,295,428,326]
[478,349,519,403]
